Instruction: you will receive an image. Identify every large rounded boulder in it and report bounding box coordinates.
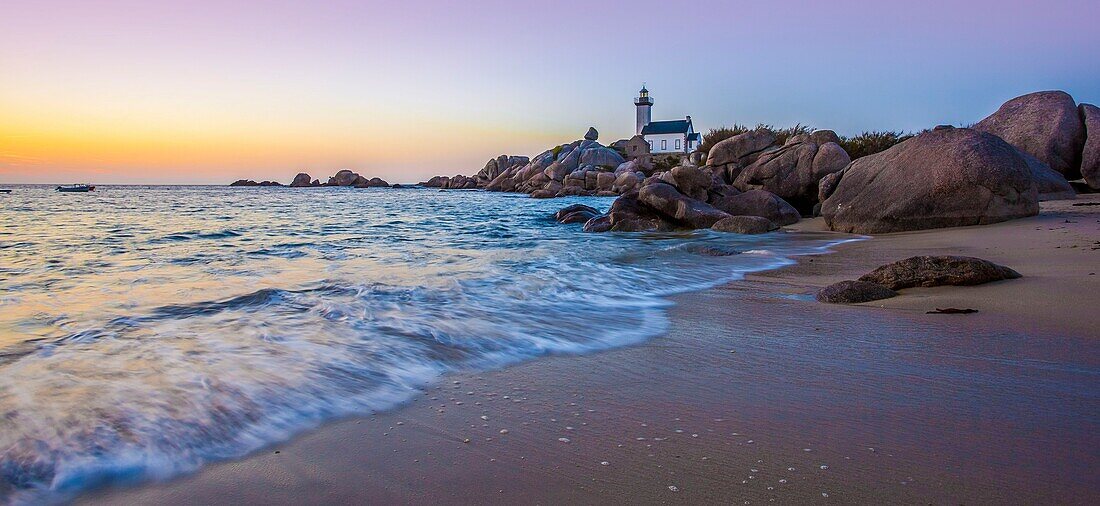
[707,129,777,181]
[289,172,314,187]
[974,91,1085,179]
[1081,103,1100,190]
[638,182,730,229]
[710,189,800,226]
[821,127,1038,234]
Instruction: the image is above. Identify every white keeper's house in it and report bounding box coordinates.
[634,85,700,154]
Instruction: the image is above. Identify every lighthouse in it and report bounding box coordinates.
[635,85,653,135]
[633,85,700,153]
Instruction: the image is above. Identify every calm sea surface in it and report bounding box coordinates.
[0,185,846,503]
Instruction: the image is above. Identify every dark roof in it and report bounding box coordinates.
[687,133,701,142]
[641,120,690,135]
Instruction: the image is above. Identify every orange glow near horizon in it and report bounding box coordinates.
[0,90,577,184]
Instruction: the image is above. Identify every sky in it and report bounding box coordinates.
[2,0,1098,184]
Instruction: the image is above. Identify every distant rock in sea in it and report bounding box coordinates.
[229,179,282,187]
[231,170,387,188]
[290,172,320,187]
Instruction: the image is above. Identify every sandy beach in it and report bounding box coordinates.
[83,195,1100,505]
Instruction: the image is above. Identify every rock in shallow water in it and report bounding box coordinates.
[816,280,898,304]
[553,204,600,223]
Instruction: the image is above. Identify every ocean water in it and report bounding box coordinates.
[0,185,847,503]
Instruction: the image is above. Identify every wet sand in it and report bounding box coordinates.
[83,195,1100,505]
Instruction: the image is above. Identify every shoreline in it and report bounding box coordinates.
[82,196,1100,505]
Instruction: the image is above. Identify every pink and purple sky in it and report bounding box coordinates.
[2,0,1098,184]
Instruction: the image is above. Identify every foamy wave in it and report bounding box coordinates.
[0,187,852,503]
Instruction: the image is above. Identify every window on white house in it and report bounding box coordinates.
[675,139,681,150]
[648,141,653,150]
[661,140,667,150]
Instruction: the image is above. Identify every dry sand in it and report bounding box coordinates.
[83,195,1100,505]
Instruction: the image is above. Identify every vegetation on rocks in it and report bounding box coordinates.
[837,131,914,160]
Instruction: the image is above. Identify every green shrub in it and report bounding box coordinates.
[837,131,914,160]
[551,145,564,159]
[698,123,914,161]
[696,123,813,153]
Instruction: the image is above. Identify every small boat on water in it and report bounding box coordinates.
[56,184,95,193]
[0,189,11,193]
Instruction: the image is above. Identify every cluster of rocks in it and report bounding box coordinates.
[816,256,1021,304]
[550,125,856,233]
[575,89,1092,236]
[229,179,283,187]
[706,128,852,214]
[819,90,1100,234]
[230,170,390,188]
[552,164,801,233]
[421,127,649,198]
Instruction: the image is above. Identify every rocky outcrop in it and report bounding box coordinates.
[731,132,851,214]
[974,91,1085,179]
[289,173,319,187]
[327,170,361,187]
[577,162,800,233]
[638,182,731,229]
[321,170,389,188]
[229,179,282,187]
[1081,103,1100,190]
[584,127,599,141]
[711,215,778,234]
[821,127,1038,234]
[583,190,674,232]
[816,280,898,304]
[858,256,1021,290]
[420,128,637,198]
[706,129,776,180]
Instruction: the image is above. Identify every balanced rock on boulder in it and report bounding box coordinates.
[858,255,1021,290]
[821,127,1038,234]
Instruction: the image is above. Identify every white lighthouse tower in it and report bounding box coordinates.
[635,84,653,135]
